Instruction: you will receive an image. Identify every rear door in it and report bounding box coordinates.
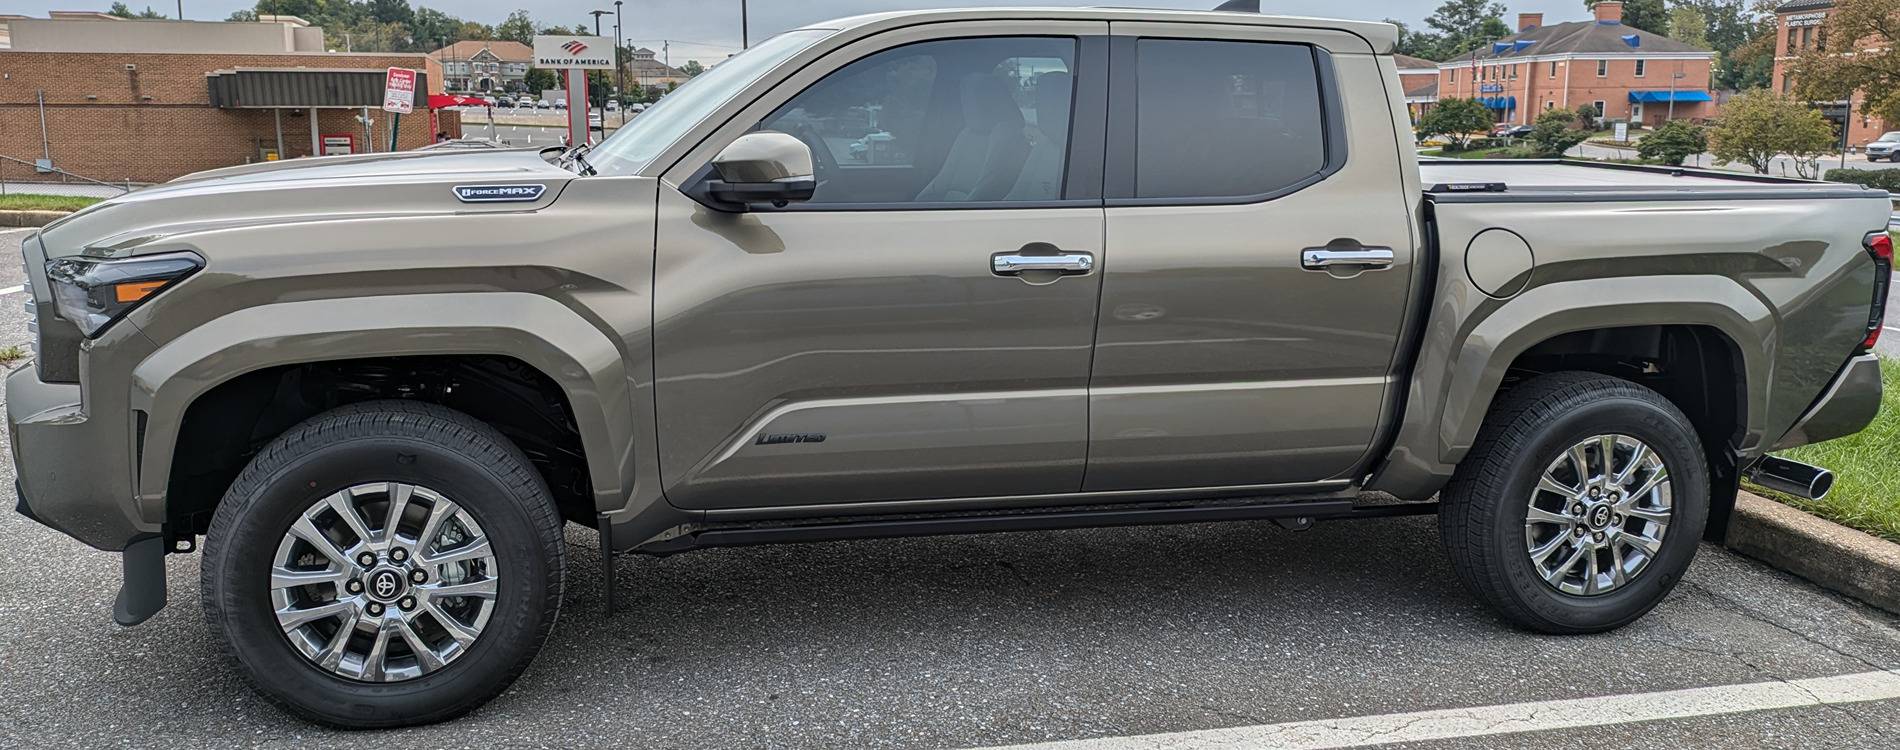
[653,23,1110,510]
[1085,23,1418,491]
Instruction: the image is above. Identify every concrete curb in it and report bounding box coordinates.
[1725,491,1900,616]
[0,210,70,227]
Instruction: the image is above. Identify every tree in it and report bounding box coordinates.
[109,2,163,18]
[1709,90,1839,175]
[680,60,705,77]
[524,68,558,95]
[1668,6,1711,49]
[1423,0,1511,59]
[1636,120,1710,165]
[227,9,259,21]
[1526,107,1591,157]
[1585,0,1669,35]
[1386,18,1449,60]
[497,10,536,44]
[1790,0,1900,126]
[1574,102,1601,127]
[1418,97,1494,150]
[367,0,414,26]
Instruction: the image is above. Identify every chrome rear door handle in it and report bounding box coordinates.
[992,252,1094,275]
[1301,247,1395,270]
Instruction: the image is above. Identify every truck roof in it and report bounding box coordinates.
[794,6,1399,54]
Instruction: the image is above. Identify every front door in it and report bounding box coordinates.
[1084,23,1418,491]
[654,25,1109,510]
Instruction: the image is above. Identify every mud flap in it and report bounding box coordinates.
[112,536,166,626]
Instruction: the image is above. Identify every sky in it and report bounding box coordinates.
[16,0,1587,64]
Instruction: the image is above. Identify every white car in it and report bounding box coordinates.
[1867,131,1900,162]
[588,111,604,129]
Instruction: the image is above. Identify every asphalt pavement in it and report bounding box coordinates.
[1,227,1898,749]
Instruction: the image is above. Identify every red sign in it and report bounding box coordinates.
[382,67,417,114]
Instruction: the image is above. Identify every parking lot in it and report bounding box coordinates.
[0,226,1898,748]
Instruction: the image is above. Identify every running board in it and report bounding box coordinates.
[637,499,1438,555]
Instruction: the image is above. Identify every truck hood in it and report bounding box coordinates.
[36,148,575,259]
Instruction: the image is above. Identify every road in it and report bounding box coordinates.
[0,227,1897,748]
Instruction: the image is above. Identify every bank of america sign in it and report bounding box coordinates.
[531,35,615,70]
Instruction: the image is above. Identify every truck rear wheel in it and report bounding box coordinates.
[1439,372,1708,634]
[201,401,565,727]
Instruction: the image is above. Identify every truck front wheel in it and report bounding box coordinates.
[200,401,566,727]
[1439,372,1709,634]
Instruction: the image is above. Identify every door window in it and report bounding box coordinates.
[1130,39,1327,201]
[755,36,1079,205]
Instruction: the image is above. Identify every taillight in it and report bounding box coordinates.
[1864,232,1892,352]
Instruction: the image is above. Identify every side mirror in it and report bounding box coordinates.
[706,131,816,208]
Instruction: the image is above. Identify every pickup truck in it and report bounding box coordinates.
[9,5,1890,728]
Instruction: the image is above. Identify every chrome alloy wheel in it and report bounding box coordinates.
[1524,434,1673,596]
[270,483,498,682]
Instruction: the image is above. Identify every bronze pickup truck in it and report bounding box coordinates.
[9,4,1890,727]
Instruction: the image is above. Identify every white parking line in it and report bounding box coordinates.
[0,285,22,296]
[974,670,1900,750]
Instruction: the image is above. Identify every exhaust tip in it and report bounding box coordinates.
[1749,456,1836,501]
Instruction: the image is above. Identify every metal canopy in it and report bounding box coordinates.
[206,68,432,109]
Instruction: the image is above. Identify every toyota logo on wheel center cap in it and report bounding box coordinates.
[369,570,405,602]
[1588,505,1614,530]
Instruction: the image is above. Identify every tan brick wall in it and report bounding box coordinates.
[0,50,447,184]
[1438,56,1716,128]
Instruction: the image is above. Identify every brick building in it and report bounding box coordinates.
[1397,53,1440,122]
[0,16,456,185]
[1437,2,1717,127]
[430,40,531,94]
[1771,0,1892,149]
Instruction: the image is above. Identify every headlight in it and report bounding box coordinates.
[43,251,202,338]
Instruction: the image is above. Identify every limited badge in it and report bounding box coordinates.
[453,184,546,203]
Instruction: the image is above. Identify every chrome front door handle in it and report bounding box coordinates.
[992,252,1094,275]
[1301,247,1395,271]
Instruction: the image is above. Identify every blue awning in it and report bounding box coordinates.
[1629,90,1713,103]
[1477,96,1517,110]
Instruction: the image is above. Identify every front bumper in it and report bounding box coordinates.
[1773,354,1885,450]
[7,362,147,550]
[9,361,168,625]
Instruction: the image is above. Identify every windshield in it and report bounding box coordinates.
[1880,132,1900,143]
[590,29,832,176]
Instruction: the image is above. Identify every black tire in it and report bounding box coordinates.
[201,401,565,727]
[1439,372,1708,634]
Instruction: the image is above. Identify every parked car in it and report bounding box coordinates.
[629,102,648,113]
[605,100,621,112]
[515,96,535,108]
[11,3,1889,730]
[1492,124,1534,139]
[1867,131,1900,161]
[536,100,552,109]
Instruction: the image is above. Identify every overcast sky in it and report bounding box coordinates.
[19,0,1586,63]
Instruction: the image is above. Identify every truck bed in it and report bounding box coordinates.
[1418,159,1879,202]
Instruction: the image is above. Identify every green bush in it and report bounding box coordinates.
[1636,120,1709,166]
[1525,108,1591,158]
[1826,168,1900,192]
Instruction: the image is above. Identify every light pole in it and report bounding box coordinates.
[589,9,609,36]
[614,1,626,125]
[740,0,748,48]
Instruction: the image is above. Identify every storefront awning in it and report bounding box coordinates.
[1629,90,1713,104]
[1477,96,1516,110]
[206,68,433,109]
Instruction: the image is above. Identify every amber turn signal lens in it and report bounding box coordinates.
[114,280,166,303]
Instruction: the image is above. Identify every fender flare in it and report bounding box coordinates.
[1370,274,1770,499]
[126,293,637,523]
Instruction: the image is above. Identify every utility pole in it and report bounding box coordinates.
[741,0,749,48]
[176,1,182,19]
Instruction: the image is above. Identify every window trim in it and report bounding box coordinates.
[1596,59,1608,77]
[1634,59,1646,77]
[1102,37,1347,208]
[688,33,1109,213]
